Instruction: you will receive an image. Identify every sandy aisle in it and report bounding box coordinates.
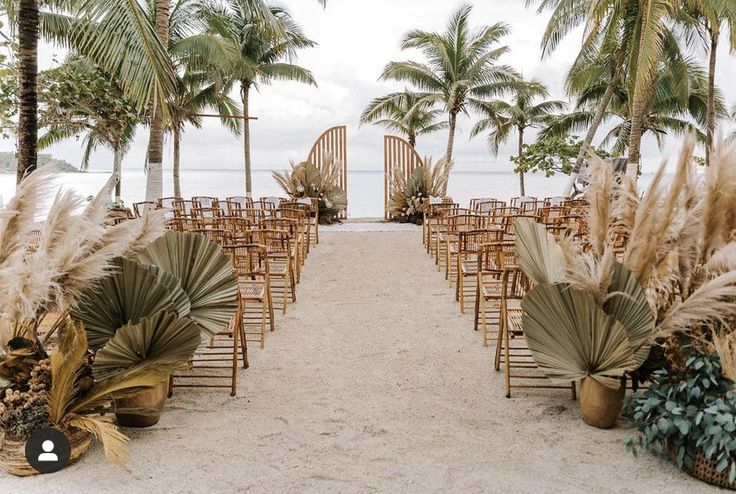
[3,229,713,493]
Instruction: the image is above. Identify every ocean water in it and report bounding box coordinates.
[0,168,647,218]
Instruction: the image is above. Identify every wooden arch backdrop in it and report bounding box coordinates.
[384,135,424,220]
[307,125,348,217]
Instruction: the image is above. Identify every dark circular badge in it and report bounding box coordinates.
[24,427,72,474]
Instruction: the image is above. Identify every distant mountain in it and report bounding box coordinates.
[0,152,79,173]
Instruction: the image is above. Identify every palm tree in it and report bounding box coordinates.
[529,0,689,178]
[680,0,736,166]
[167,72,241,197]
[543,56,726,155]
[360,90,448,148]
[30,0,178,186]
[17,0,38,183]
[38,57,142,202]
[532,0,630,194]
[380,4,518,163]
[202,1,316,197]
[471,79,565,196]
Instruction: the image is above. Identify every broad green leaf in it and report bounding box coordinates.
[135,231,238,337]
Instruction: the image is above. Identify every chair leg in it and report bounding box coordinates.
[237,297,248,368]
[494,301,506,370]
[230,316,239,397]
[260,298,267,348]
[473,282,480,331]
[267,287,275,332]
[289,265,297,303]
[504,323,512,398]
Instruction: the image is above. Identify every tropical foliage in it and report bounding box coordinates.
[627,342,736,485]
[360,89,447,148]
[202,1,317,196]
[515,219,654,388]
[380,4,518,162]
[471,79,565,195]
[273,156,347,223]
[38,57,143,203]
[387,157,453,223]
[515,137,736,393]
[0,173,201,467]
[510,135,609,178]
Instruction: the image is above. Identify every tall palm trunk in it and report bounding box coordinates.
[144,0,169,202]
[626,91,646,178]
[17,0,39,185]
[112,143,122,202]
[173,125,181,197]
[446,109,458,162]
[705,25,719,167]
[408,131,416,148]
[241,83,252,197]
[517,127,525,197]
[563,69,620,196]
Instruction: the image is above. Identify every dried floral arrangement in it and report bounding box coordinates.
[272,153,347,223]
[387,157,453,223]
[0,172,238,475]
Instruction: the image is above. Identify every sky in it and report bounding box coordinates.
[4,0,736,173]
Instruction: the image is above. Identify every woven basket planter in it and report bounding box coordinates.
[669,444,736,490]
[686,451,736,490]
[0,428,92,476]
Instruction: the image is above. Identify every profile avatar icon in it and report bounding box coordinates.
[37,440,59,462]
[25,428,71,474]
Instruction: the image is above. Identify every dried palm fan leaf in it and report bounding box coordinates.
[516,217,654,389]
[92,311,201,381]
[521,284,638,389]
[513,219,566,285]
[71,257,178,349]
[134,232,238,338]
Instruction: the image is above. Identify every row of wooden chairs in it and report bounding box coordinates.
[151,195,321,396]
[422,196,587,399]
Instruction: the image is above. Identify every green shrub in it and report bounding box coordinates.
[627,343,736,481]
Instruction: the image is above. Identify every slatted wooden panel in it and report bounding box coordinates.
[384,135,424,220]
[307,125,348,218]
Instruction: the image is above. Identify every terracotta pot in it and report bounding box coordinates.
[579,377,624,429]
[115,380,169,428]
[0,427,92,476]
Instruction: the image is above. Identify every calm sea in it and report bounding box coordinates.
[0,169,655,218]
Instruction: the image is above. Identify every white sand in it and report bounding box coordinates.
[3,229,715,493]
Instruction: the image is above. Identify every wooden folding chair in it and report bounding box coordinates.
[171,271,248,396]
[442,213,486,284]
[476,241,517,345]
[495,267,576,399]
[193,196,219,210]
[260,217,304,281]
[253,229,297,314]
[455,228,505,313]
[423,202,458,253]
[133,201,156,217]
[225,244,275,349]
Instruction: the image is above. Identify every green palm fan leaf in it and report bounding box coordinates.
[134,232,238,337]
[144,264,192,318]
[71,257,177,349]
[521,283,637,389]
[514,219,566,285]
[92,311,202,381]
[604,262,655,367]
